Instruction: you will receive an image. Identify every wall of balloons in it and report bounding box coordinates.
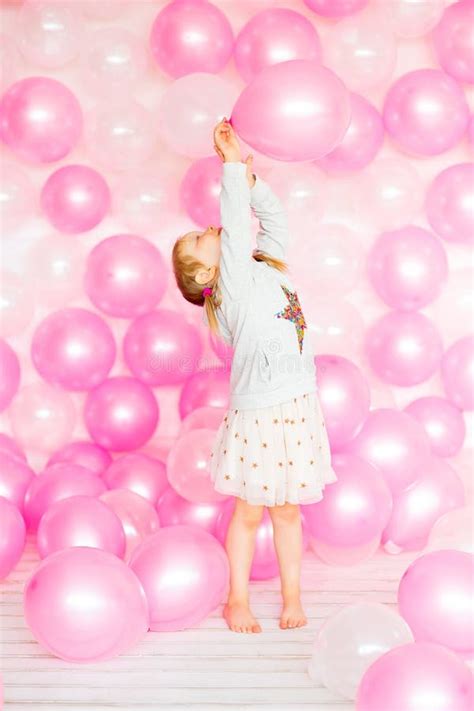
[0,0,473,707]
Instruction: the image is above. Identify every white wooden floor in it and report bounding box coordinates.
[0,533,424,711]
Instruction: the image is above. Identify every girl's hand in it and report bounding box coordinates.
[213,117,241,163]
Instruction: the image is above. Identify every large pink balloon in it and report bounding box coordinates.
[84,376,159,451]
[104,453,168,505]
[432,0,474,84]
[156,485,225,536]
[367,226,448,310]
[37,494,126,559]
[31,308,116,391]
[150,0,233,78]
[24,546,149,662]
[383,68,469,156]
[234,8,322,84]
[40,164,110,234]
[24,462,106,533]
[343,408,431,494]
[382,455,465,553]
[180,155,222,228]
[129,525,229,631]
[179,368,229,419]
[100,488,160,562]
[0,77,83,163]
[0,496,26,580]
[404,396,466,458]
[167,428,228,504]
[365,311,443,386]
[47,440,112,476]
[398,550,474,657]
[441,335,474,411]
[123,309,203,386]
[425,163,474,245]
[304,0,368,17]
[84,234,168,318]
[0,338,20,411]
[356,641,474,711]
[0,433,26,462]
[180,405,227,435]
[231,59,351,162]
[0,452,35,513]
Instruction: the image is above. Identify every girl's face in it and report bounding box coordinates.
[180,225,222,267]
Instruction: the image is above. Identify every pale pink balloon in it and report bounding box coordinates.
[432,0,474,84]
[398,550,474,656]
[264,163,328,230]
[167,428,228,505]
[84,234,168,318]
[112,167,179,233]
[0,496,26,580]
[232,60,351,162]
[382,454,465,553]
[123,309,203,387]
[24,462,106,532]
[383,68,470,156]
[343,408,431,494]
[31,308,116,391]
[25,233,86,309]
[365,311,443,386]
[24,546,149,662]
[0,272,35,338]
[150,0,233,78]
[304,297,365,360]
[37,494,126,559]
[309,535,381,566]
[467,114,474,147]
[180,405,226,436]
[47,440,112,476]
[425,163,474,245]
[430,267,474,344]
[0,433,26,461]
[100,488,160,561]
[356,641,474,711]
[304,0,368,17]
[404,396,466,458]
[180,155,222,228]
[84,376,159,452]
[0,338,20,412]
[0,452,35,513]
[156,485,225,536]
[0,33,22,94]
[385,0,445,39]
[315,93,384,174]
[367,226,448,311]
[178,368,230,419]
[129,525,229,631]
[9,381,77,454]
[441,335,474,411]
[0,161,37,231]
[209,330,233,368]
[18,0,83,69]
[84,27,148,96]
[104,453,168,505]
[234,7,322,84]
[80,0,128,20]
[428,505,474,554]
[302,453,392,548]
[0,77,83,163]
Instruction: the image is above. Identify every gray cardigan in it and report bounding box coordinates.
[204,161,317,410]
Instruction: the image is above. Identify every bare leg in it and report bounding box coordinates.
[268,502,307,629]
[223,497,264,633]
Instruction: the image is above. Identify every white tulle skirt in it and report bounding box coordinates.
[209,390,338,507]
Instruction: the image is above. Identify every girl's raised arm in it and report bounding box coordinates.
[250,176,290,260]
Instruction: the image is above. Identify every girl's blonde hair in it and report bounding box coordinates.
[171,239,288,337]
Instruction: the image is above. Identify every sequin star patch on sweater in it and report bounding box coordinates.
[274,284,308,355]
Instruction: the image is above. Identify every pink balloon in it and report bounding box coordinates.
[180,155,222,228]
[84,27,149,96]
[18,0,83,69]
[425,163,474,245]
[315,93,383,174]
[84,234,168,318]
[112,167,179,234]
[308,535,381,566]
[365,311,443,386]
[24,462,106,533]
[343,408,431,494]
[123,309,203,386]
[356,641,474,711]
[180,405,227,436]
[129,525,229,631]
[382,454,465,553]
[37,494,126,559]
[179,367,229,419]
[234,8,322,84]
[383,68,469,156]
[25,232,85,309]
[100,488,160,562]
[167,428,228,505]
[209,330,233,368]
[47,440,112,476]
[302,453,392,548]
[404,396,466,458]
[387,0,445,39]
[0,271,35,338]
[104,453,168,505]
[231,59,351,162]
[0,338,20,411]
[0,452,35,513]
[24,546,149,662]
[84,376,159,452]
[441,335,474,411]
[0,433,26,461]
[367,226,448,310]
[0,496,26,580]
[398,550,474,656]
[150,0,233,78]
[156,485,225,536]
[31,308,116,391]
[304,0,368,17]
[432,0,474,84]
[0,161,37,231]
[467,114,474,147]
[0,33,22,95]
[0,77,83,163]
[40,164,110,234]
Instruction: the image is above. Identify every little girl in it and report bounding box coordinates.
[172,118,337,634]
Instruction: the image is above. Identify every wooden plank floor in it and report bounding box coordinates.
[0,533,423,711]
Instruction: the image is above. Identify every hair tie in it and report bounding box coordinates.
[202,286,213,298]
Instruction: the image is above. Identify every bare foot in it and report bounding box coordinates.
[223,601,262,633]
[280,596,307,629]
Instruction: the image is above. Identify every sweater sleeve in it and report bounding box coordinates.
[250,174,290,260]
